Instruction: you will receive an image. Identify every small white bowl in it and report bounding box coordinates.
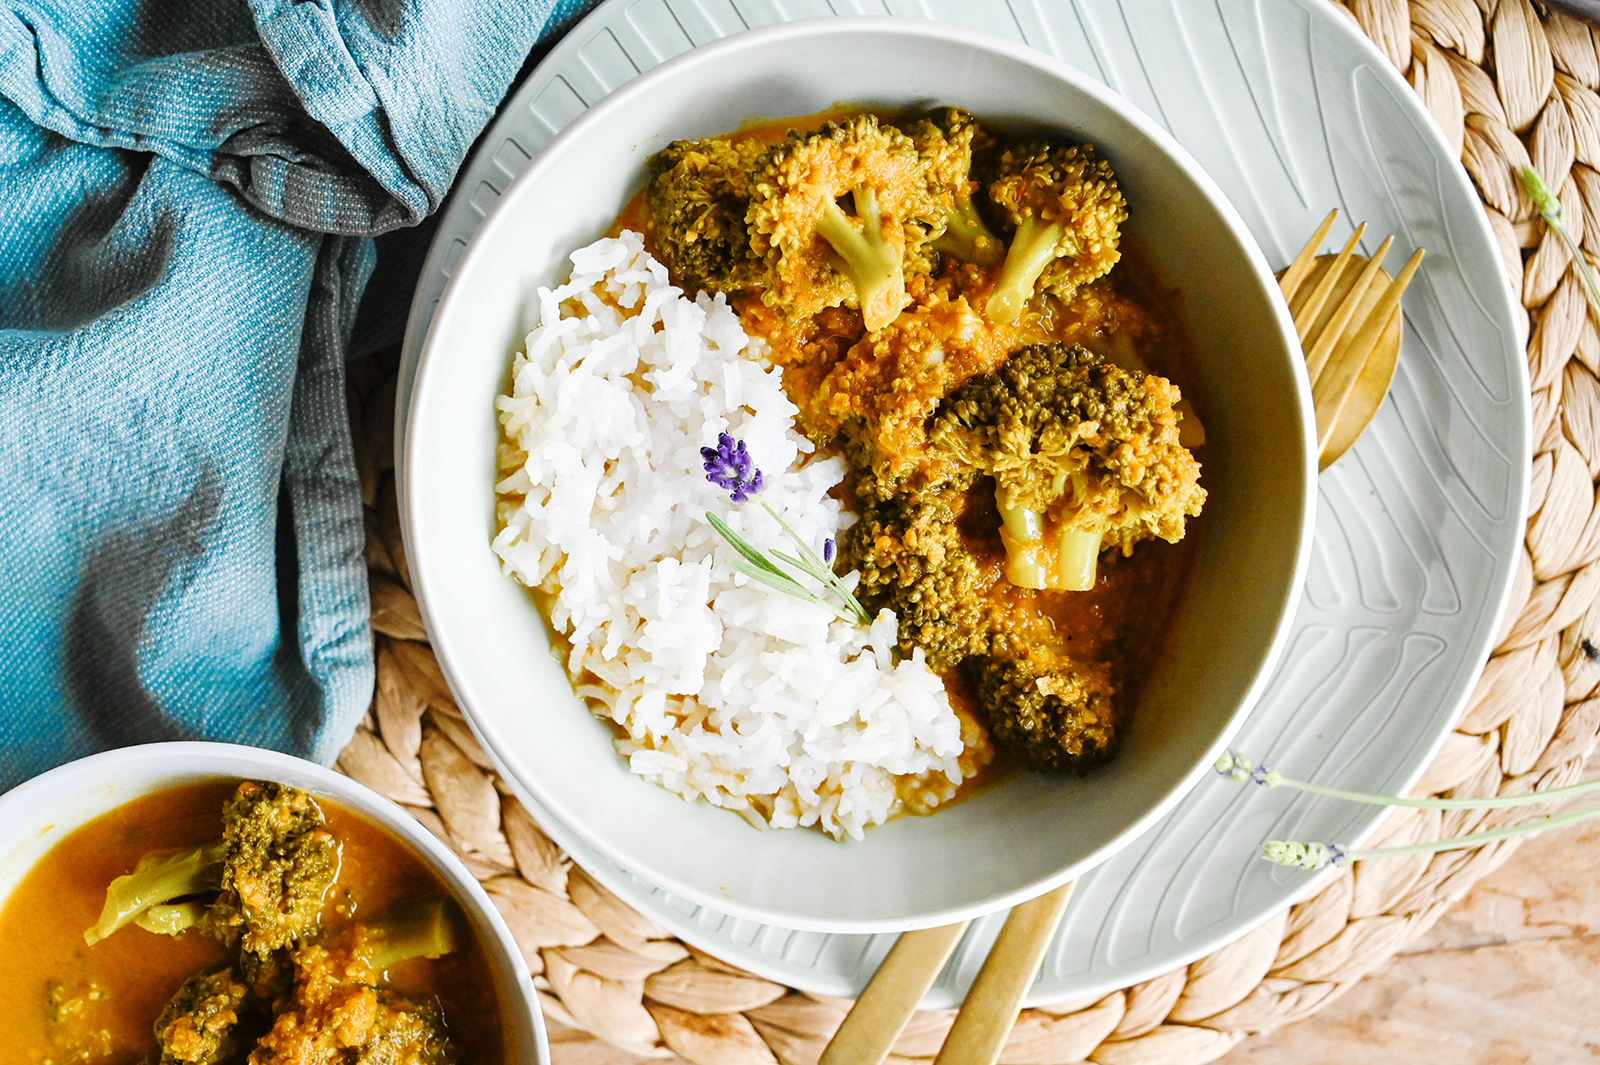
[404,17,1316,932]
[0,742,546,1063]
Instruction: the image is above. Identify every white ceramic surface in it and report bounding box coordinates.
[404,16,1314,934]
[0,743,547,1064]
[396,0,1527,1006]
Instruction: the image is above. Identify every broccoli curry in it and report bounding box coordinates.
[0,780,503,1065]
[636,107,1207,780]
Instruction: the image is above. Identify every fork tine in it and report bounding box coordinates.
[1279,208,1339,303]
[1305,234,1394,382]
[1293,223,1367,343]
[1313,246,1425,456]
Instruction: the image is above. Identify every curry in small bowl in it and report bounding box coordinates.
[0,743,543,1065]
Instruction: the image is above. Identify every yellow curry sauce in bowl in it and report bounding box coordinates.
[613,109,1208,797]
[0,742,544,1065]
[404,17,1316,932]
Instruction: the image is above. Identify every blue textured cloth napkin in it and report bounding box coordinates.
[0,0,591,791]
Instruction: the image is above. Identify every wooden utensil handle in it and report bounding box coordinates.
[932,882,1077,1065]
[819,920,971,1065]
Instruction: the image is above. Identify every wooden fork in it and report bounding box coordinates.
[1277,209,1425,470]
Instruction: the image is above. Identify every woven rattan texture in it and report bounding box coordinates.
[340,1,1600,1059]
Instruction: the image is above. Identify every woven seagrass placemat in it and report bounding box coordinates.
[339,1,1600,1059]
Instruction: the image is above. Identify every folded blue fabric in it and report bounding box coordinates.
[0,0,592,790]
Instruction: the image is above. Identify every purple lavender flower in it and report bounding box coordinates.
[701,434,869,625]
[702,432,765,503]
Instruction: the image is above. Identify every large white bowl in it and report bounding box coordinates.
[0,743,547,1064]
[404,17,1316,933]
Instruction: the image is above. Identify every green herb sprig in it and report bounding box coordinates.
[701,433,871,626]
[1522,166,1600,315]
[1216,749,1600,870]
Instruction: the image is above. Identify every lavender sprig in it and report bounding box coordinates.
[1216,749,1600,870]
[1260,800,1600,870]
[702,432,765,502]
[1214,749,1600,809]
[1521,166,1600,317]
[702,433,870,626]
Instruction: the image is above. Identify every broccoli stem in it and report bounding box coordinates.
[997,499,1043,543]
[1056,526,1102,591]
[996,488,1102,591]
[363,896,458,974]
[987,214,1067,325]
[136,900,211,936]
[998,495,1051,588]
[84,842,226,945]
[1001,530,1049,589]
[814,188,906,331]
[932,194,1005,267]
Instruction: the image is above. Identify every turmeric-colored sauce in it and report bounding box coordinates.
[610,108,1206,810]
[0,781,506,1065]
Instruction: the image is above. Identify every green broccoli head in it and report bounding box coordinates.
[930,343,1204,590]
[646,136,768,298]
[985,141,1127,324]
[153,967,250,1065]
[250,939,458,1065]
[908,107,1004,269]
[350,995,457,1065]
[839,476,997,672]
[84,782,339,957]
[971,655,1118,771]
[203,781,341,957]
[746,114,941,331]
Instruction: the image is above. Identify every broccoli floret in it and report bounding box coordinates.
[83,843,226,946]
[84,782,340,957]
[971,656,1118,771]
[250,989,455,1065]
[908,107,1004,268]
[930,343,1204,591]
[153,967,251,1065]
[357,896,459,974]
[249,934,458,1065]
[352,996,456,1065]
[150,900,460,1065]
[646,136,767,298]
[203,781,341,957]
[747,114,940,331]
[985,141,1127,324]
[839,476,998,672]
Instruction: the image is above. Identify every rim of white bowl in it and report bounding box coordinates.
[403,15,1316,933]
[0,741,546,1065]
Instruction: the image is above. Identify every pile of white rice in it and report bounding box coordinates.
[491,231,965,840]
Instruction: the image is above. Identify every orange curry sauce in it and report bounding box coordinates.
[615,110,1206,804]
[0,780,506,1065]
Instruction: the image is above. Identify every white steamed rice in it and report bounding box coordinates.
[491,231,965,840]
